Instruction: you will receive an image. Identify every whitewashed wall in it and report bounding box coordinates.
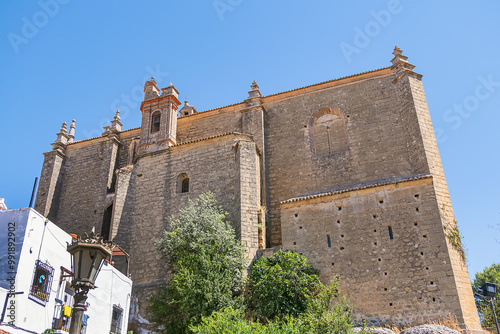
[0,208,132,333]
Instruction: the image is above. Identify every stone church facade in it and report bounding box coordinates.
[34,47,481,332]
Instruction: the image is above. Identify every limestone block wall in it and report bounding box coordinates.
[396,75,481,330]
[35,150,65,219]
[263,68,422,247]
[280,177,477,330]
[113,133,260,286]
[38,136,121,236]
[176,103,245,143]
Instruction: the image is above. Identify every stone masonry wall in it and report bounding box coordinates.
[44,136,120,236]
[280,177,470,327]
[402,75,481,330]
[263,69,421,247]
[35,150,65,219]
[111,134,260,322]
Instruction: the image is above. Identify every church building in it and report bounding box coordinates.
[34,47,482,332]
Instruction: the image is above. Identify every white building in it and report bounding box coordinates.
[0,208,132,334]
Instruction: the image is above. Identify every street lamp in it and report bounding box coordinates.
[67,231,111,334]
[476,282,500,334]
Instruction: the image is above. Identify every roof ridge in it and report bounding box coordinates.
[281,173,432,204]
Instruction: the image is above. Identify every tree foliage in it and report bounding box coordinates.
[191,280,356,334]
[147,192,247,333]
[472,263,500,327]
[247,250,322,321]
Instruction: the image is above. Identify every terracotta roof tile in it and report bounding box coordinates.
[281,174,432,204]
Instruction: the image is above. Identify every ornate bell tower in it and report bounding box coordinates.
[138,77,181,155]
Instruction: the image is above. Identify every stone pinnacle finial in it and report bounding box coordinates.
[52,121,70,149]
[110,110,123,134]
[61,122,67,134]
[246,80,262,107]
[393,46,403,56]
[391,45,420,83]
[68,119,76,143]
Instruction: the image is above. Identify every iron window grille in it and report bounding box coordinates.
[110,304,123,334]
[29,260,54,305]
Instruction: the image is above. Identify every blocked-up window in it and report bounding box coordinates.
[110,305,123,334]
[307,107,348,157]
[29,260,54,304]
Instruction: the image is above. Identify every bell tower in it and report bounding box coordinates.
[138,77,181,155]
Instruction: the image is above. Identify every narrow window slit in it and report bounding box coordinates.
[327,235,331,248]
[388,226,394,240]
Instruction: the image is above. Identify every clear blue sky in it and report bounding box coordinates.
[1,1,499,281]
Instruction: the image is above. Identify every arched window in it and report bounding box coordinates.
[151,111,161,133]
[182,178,189,193]
[307,107,348,157]
[178,173,190,193]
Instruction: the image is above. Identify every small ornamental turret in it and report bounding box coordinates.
[245,80,262,108]
[144,77,161,101]
[391,46,421,83]
[179,100,198,117]
[51,121,70,150]
[68,119,76,143]
[161,82,179,99]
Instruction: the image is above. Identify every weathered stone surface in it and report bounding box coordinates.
[353,328,397,334]
[400,325,461,334]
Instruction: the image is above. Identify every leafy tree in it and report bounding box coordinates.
[247,250,323,320]
[148,192,247,333]
[472,263,500,327]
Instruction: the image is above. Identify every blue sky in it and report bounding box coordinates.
[0,1,499,280]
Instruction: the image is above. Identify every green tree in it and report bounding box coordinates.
[148,192,247,333]
[472,263,500,327]
[246,250,323,321]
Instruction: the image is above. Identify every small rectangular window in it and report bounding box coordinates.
[327,235,331,248]
[388,226,394,240]
[29,260,54,304]
[110,305,123,334]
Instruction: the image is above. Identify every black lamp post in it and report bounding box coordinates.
[67,232,111,334]
[477,282,500,334]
